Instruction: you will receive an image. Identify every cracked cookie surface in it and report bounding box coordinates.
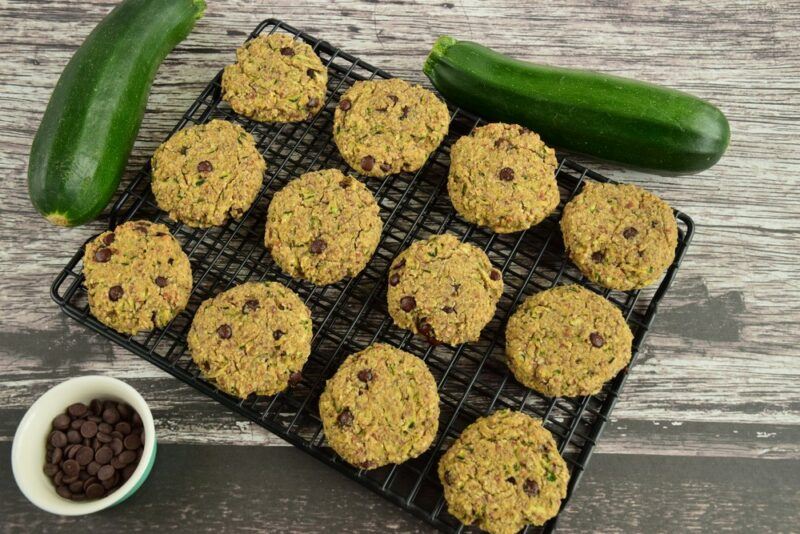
[318,343,439,469]
[386,234,503,345]
[448,122,560,233]
[505,284,633,397]
[333,78,449,177]
[265,168,382,285]
[188,282,312,399]
[84,220,192,336]
[560,182,678,290]
[438,410,569,534]
[222,33,328,123]
[151,119,266,228]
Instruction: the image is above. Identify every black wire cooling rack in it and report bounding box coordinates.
[51,19,694,533]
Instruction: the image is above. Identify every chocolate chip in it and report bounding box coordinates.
[442,306,455,314]
[70,418,85,430]
[387,94,398,104]
[49,430,67,448]
[417,318,433,337]
[380,163,391,172]
[85,483,105,499]
[273,330,285,341]
[63,459,80,478]
[338,99,351,111]
[110,438,124,456]
[337,409,354,427]
[280,46,294,56]
[499,167,515,181]
[52,414,71,431]
[523,479,540,496]
[389,273,400,286]
[339,177,351,188]
[87,462,101,476]
[392,258,406,270]
[196,161,213,174]
[108,285,124,302]
[122,465,137,481]
[623,227,638,239]
[76,446,94,466]
[80,420,97,439]
[102,233,115,246]
[67,430,81,444]
[96,431,112,444]
[310,238,327,254]
[307,68,316,78]
[242,299,260,314]
[590,332,605,348]
[54,471,63,487]
[118,450,137,465]
[307,97,319,109]
[400,106,410,119]
[44,463,59,477]
[102,407,120,425]
[98,423,112,435]
[357,369,373,383]
[49,447,63,465]
[399,296,416,312]
[94,247,112,263]
[97,465,115,482]
[288,372,303,387]
[490,269,502,281]
[506,476,517,485]
[591,251,605,263]
[444,471,454,485]
[115,421,132,435]
[217,324,232,339]
[154,276,168,288]
[101,471,119,489]
[360,155,375,171]
[56,485,72,499]
[95,445,113,464]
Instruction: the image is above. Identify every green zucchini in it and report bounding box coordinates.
[28,0,205,226]
[423,36,730,174]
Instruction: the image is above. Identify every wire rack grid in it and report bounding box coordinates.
[51,19,694,533]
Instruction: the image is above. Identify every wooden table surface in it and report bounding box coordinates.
[2,1,799,532]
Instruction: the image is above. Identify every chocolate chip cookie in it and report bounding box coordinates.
[386,234,503,345]
[438,410,569,534]
[264,169,382,285]
[188,281,312,398]
[318,343,440,469]
[83,220,192,335]
[448,123,560,233]
[333,78,450,177]
[151,119,266,228]
[222,33,328,122]
[505,284,633,397]
[560,182,678,290]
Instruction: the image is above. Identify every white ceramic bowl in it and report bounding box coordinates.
[12,375,157,515]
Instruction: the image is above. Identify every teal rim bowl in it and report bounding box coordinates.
[11,375,157,515]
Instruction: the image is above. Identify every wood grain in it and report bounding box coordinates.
[1,0,799,532]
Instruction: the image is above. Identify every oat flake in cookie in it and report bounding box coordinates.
[83,220,192,335]
[438,410,569,534]
[265,169,382,286]
[333,78,450,177]
[505,284,633,398]
[151,119,265,228]
[387,234,503,345]
[222,33,328,123]
[448,122,560,233]
[188,282,312,399]
[318,343,439,469]
[560,182,678,290]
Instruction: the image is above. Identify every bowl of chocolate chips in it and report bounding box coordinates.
[12,375,156,515]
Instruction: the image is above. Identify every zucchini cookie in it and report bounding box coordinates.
[151,119,266,228]
[560,182,678,290]
[222,33,328,123]
[448,123,560,233]
[318,343,439,469]
[83,220,192,336]
[264,169,382,285]
[438,410,569,534]
[387,234,503,345]
[188,282,312,398]
[333,78,449,177]
[505,285,633,397]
